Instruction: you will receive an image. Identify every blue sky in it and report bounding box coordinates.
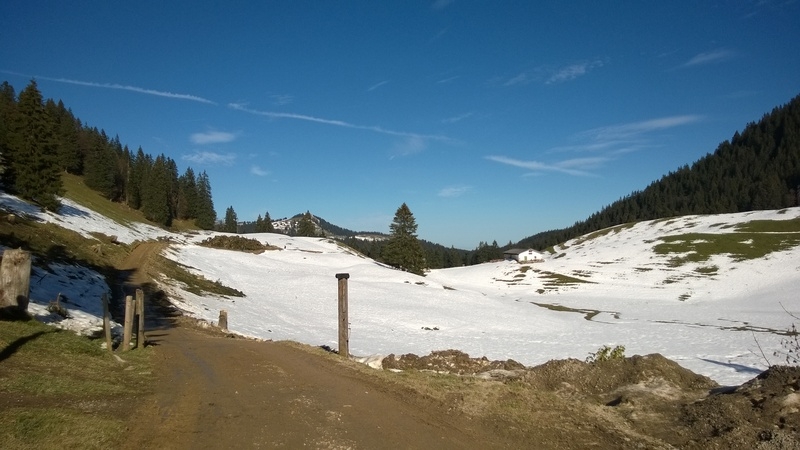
[2,1,799,249]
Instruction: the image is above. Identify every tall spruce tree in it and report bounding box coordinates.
[142,154,173,226]
[7,80,62,210]
[177,167,198,220]
[0,81,16,188]
[223,206,238,233]
[194,171,216,229]
[383,203,426,275]
[296,211,317,236]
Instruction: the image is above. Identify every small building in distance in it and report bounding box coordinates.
[503,248,544,263]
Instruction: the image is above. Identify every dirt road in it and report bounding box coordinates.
[123,322,510,449]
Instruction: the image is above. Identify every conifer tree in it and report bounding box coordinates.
[142,154,173,226]
[383,203,426,275]
[263,211,275,232]
[297,211,317,236]
[223,206,238,233]
[177,167,198,220]
[7,80,62,210]
[0,81,16,188]
[194,171,216,230]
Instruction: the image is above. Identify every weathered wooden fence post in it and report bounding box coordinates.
[135,288,145,349]
[335,273,350,358]
[0,248,31,317]
[102,293,113,352]
[122,295,134,352]
[218,310,228,332]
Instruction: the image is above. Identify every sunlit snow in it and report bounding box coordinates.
[2,193,798,386]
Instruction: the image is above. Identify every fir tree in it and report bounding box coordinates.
[223,206,238,233]
[297,211,317,236]
[383,203,426,275]
[194,171,216,229]
[263,211,275,232]
[7,80,62,210]
[141,154,173,226]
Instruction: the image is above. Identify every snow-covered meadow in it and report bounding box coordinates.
[2,192,799,386]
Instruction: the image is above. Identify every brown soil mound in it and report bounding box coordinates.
[382,349,800,449]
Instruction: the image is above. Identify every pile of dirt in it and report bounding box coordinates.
[381,349,800,449]
[382,349,526,375]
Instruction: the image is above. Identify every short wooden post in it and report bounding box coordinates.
[122,295,134,352]
[136,289,145,348]
[335,273,350,358]
[0,248,32,315]
[219,310,228,331]
[102,293,113,353]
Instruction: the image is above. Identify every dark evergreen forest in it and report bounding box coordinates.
[516,94,800,251]
[0,80,217,229]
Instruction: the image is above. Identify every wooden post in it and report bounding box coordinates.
[335,273,350,358]
[219,310,228,332]
[122,295,134,352]
[102,293,113,353]
[136,289,145,349]
[0,248,32,316]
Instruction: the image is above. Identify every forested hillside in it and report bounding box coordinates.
[0,80,216,228]
[518,94,800,250]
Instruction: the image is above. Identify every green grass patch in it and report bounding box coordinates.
[0,319,152,449]
[653,230,800,266]
[734,218,800,233]
[154,256,245,298]
[61,173,146,229]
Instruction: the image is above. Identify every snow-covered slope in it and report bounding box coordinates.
[2,192,799,385]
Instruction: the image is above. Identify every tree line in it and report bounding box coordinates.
[517,93,800,250]
[0,80,217,228]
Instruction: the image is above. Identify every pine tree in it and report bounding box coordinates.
[383,203,426,275]
[7,80,63,210]
[0,81,16,188]
[141,154,173,226]
[297,211,317,236]
[176,167,197,220]
[223,206,238,233]
[263,211,275,232]
[194,171,216,229]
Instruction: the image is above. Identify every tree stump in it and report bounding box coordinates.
[0,249,32,318]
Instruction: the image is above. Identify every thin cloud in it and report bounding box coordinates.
[367,80,390,92]
[3,71,216,104]
[437,75,460,84]
[488,114,702,177]
[504,72,533,87]
[432,0,455,10]
[546,60,604,84]
[391,136,427,158]
[581,115,704,141]
[250,165,269,176]
[182,151,236,166]
[682,49,735,67]
[442,112,473,124]
[190,131,238,145]
[486,155,603,177]
[438,185,471,198]
[501,59,605,87]
[228,102,455,143]
[269,94,294,106]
